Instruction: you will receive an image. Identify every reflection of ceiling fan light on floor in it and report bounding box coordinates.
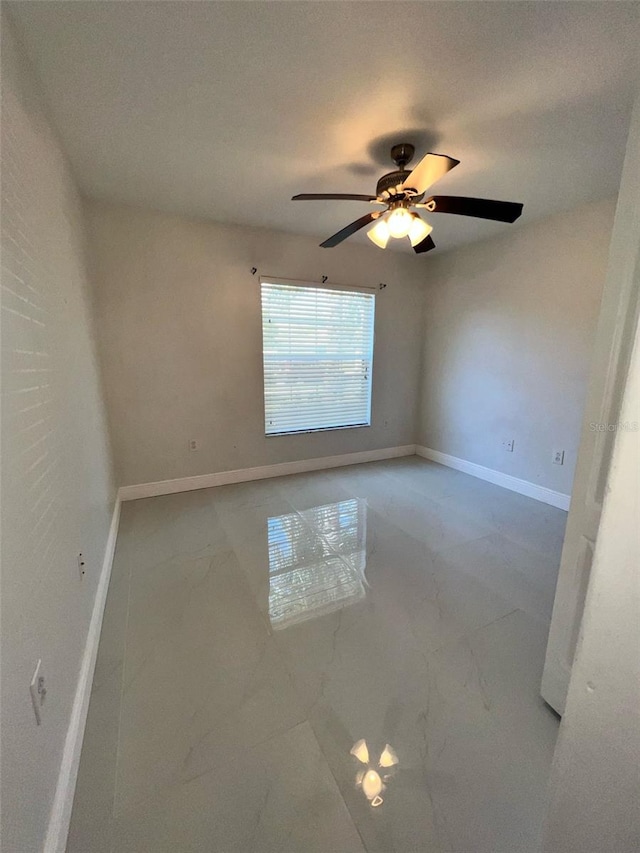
[351,739,399,807]
[292,142,523,254]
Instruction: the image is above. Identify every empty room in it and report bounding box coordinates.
[1,2,639,852]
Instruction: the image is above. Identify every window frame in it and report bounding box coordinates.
[259,277,376,437]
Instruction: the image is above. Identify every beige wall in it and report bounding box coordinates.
[86,197,613,496]
[1,14,115,852]
[417,198,616,496]
[85,200,425,487]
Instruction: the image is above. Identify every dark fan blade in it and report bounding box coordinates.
[401,153,459,194]
[413,234,436,255]
[320,212,379,248]
[293,193,378,202]
[427,196,523,223]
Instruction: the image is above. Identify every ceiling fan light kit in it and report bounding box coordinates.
[367,217,390,249]
[293,142,523,255]
[408,215,433,247]
[386,206,414,238]
[367,210,433,249]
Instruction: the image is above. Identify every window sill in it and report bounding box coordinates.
[266,422,371,437]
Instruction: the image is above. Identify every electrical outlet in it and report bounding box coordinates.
[189,439,199,451]
[30,660,46,725]
[502,439,514,452]
[553,449,565,465]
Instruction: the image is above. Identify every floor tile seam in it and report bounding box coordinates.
[431,486,566,524]
[377,469,468,505]
[341,489,500,544]
[180,712,367,852]
[425,530,499,559]
[427,486,509,513]
[413,607,523,659]
[320,505,496,564]
[127,543,226,582]
[496,559,560,594]
[106,715,312,828]
[333,459,461,501]
[421,500,565,564]
[487,530,565,566]
[251,522,332,728]
[376,526,497,562]
[181,717,313,790]
[246,715,311,755]
[295,713,370,853]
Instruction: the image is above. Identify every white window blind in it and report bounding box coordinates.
[261,281,375,436]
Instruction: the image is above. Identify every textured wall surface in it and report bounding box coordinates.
[1,14,115,852]
[417,198,616,495]
[85,200,425,487]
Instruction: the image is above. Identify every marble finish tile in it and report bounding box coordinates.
[374,456,476,502]
[433,531,561,624]
[334,470,495,555]
[298,610,557,853]
[417,609,559,853]
[369,530,519,655]
[114,488,231,574]
[272,470,355,512]
[111,722,365,853]
[434,482,567,561]
[69,458,564,853]
[115,548,305,814]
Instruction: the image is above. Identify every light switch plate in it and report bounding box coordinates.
[30,659,46,725]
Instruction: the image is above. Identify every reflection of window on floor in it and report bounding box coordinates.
[267,498,367,630]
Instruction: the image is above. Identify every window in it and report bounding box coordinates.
[261,280,375,436]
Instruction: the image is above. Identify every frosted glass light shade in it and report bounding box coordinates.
[362,769,383,800]
[350,739,370,764]
[387,207,413,238]
[408,216,433,247]
[367,218,390,248]
[368,210,432,249]
[379,744,399,767]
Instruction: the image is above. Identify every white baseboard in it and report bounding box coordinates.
[416,445,571,510]
[118,445,417,501]
[44,495,122,853]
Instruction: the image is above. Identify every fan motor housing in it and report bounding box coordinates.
[376,170,425,201]
[376,170,408,197]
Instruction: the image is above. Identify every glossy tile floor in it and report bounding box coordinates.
[68,458,565,853]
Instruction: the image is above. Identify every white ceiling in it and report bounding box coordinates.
[8,1,640,254]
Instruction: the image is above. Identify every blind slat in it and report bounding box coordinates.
[261,281,375,435]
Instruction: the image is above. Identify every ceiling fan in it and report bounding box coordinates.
[292,143,523,254]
